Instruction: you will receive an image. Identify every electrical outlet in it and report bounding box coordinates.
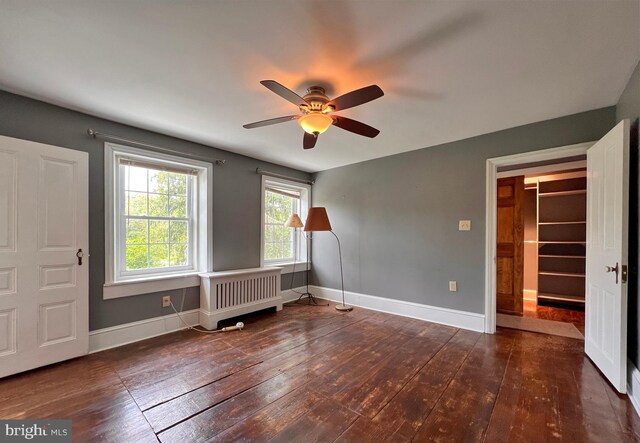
[458,220,471,231]
[162,296,171,308]
[449,281,457,292]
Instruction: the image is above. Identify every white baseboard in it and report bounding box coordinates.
[628,359,640,417]
[308,285,485,332]
[89,309,199,353]
[523,289,537,301]
[88,286,484,353]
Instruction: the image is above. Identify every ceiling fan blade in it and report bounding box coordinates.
[260,80,309,107]
[327,85,384,111]
[332,116,380,138]
[243,115,298,129]
[303,132,317,149]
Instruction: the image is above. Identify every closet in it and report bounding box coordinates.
[524,170,586,306]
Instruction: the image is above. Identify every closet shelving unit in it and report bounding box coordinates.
[536,176,587,305]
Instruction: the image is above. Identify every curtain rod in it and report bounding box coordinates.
[256,168,314,185]
[87,129,226,165]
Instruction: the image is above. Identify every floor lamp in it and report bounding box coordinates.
[284,213,319,305]
[304,207,352,312]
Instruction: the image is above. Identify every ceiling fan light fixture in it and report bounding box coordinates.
[299,112,333,135]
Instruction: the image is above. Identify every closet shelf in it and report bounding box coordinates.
[538,241,586,244]
[539,190,587,197]
[539,271,585,278]
[539,255,586,259]
[537,292,585,304]
[538,221,586,225]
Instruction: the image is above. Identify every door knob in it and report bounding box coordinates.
[605,262,619,284]
[76,249,84,266]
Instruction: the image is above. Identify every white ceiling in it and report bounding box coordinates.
[1,1,638,172]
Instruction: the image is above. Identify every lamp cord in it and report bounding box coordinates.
[330,230,346,307]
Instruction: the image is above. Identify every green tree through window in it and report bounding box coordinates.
[123,165,191,271]
[264,188,299,262]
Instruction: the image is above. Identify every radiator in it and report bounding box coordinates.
[199,267,283,330]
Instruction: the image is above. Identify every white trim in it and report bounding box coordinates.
[485,141,593,333]
[269,261,310,275]
[260,175,311,267]
[628,359,640,417]
[309,285,485,332]
[103,273,200,299]
[497,160,586,179]
[89,309,199,353]
[104,142,213,298]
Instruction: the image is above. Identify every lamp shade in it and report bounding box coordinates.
[284,213,304,228]
[304,207,332,231]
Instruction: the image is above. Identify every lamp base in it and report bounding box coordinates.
[293,292,320,305]
[335,304,353,312]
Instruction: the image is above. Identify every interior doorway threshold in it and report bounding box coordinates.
[497,313,584,340]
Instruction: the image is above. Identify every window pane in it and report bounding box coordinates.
[126,219,148,244]
[169,173,187,196]
[170,221,188,243]
[265,242,275,261]
[149,244,169,268]
[149,170,170,194]
[126,244,148,270]
[169,196,187,218]
[170,244,188,266]
[149,193,168,217]
[126,166,148,192]
[149,220,169,243]
[126,191,148,216]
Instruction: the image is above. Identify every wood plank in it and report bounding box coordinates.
[203,384,324,442]
[145,318,370,432]
[335,328,481,442]
[412,330,515,442]
[157,366,312,442]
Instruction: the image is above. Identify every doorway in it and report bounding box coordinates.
[496,163,587,339]
[485,120,630,393]
[484,142,593,334]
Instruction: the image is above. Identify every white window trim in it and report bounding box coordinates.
[104,142,213,299]
[260,175,311,272]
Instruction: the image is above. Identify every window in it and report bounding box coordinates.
[120,162,193,275]
[104,143,212,298]
[261,177,310,267]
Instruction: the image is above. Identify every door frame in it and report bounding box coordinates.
[484,141,594,333]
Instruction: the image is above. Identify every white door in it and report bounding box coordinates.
[0,135,88,378]
[585,119,629,393]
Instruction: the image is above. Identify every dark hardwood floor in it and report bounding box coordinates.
[1,301,638,442]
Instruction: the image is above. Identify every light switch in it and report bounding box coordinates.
[449,281,457,292]
[458,220,471,231]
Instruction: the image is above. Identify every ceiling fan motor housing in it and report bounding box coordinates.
[300,86,332,113]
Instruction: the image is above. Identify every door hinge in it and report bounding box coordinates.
[622,264,628,284]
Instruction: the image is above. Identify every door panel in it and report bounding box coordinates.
[496,176,525,315]
[0,135,88,378]
[0,150,17,251]
[585,119,629,393]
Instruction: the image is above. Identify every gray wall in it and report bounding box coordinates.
[0,90,310,330]
[616,60,640,367]
[311,107,616,314]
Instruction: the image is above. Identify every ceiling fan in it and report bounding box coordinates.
[243,80,384,149]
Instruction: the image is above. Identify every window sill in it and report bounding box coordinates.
[266,261,310,275]
[103,272,201,299]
